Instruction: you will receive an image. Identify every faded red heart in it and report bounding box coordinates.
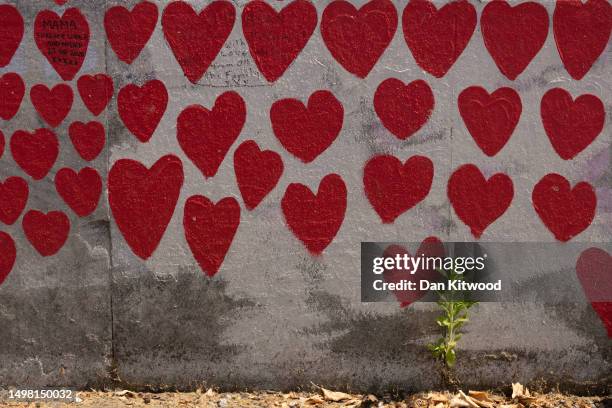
[532,173,596,242]
[184,195,240,277]
[30,83,73,128]
[55,167,102,217]
[22,210,70,257]
[118,80,168,143]
[271,90,343,163]
[458,86,522,157]
[364,154,433,223]
[0,232,16,286]
[576,247,612,337]
[0,5,24,67]
[10,128,59,180]
[105,1,158,64]
[108,155,184,260]
[69,121,105,162]
[77,74,113,116]
[233,140,284,210]
[448,164,514,239]
[402,0,476,78]
[374,78,434,140]
[0,176,28,225]
[0,72,25,120]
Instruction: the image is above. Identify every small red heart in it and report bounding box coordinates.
[402,0,476,78]
[481,0,549,80]
[10,128,59,180]
[22,210,70,257]
[242,0,317,82]
[282,173,347,255]
[68,121,105,162]
[184,195,240,277]
[55,167,101,217]
[458,86,522,157]
[532,173,596,242]
[0,72,25,120]
[363,154,433,223]
[271,90,343,163]
[77,74,113,116]
[233,140,284,210]
[105,1,158,64]
[448,164,514,238]
[374,78,434,140]
[34,8,89,81]
[554,0,611,80]
[0,176,28,225]
[540,88,604,160]
[30,83,73,128]
[0,232,16,286]
[576,247,612,337]
[108,155,184,260]
[321,0,398,78]
[162,1,235,84]
[0,5,24,67]
[118,80,168,143]
[177,91,245,178]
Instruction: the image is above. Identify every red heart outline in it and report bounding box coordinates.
[68,121,105,162]
[22,210,70,257]
[0,176,28,225]
[118,80,168,143]
[0,232,16,286]
[576,247,612,337]
[105,1,158,64]
[10,128,59,180]
[0,5,24,67]
[30,83,73,128]
[77,74,113,116]
[0,73,25,120]
[55,167,102,217]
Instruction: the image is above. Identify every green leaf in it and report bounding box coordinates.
[445,348,456,367]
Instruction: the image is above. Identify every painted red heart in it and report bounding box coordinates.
[233,140,284,210]
[184,195,240,277]
[10,128,59,180]
[77,74,113,116]
[481,0,549,80]
[68,121,105,162]
[554,0,611,80]
[270,90,343,163]
[108,155,184,260]
[0,131,3,159]
[0,72,25,120]
[532,173,596,242]
[105,1,158,64]
[0,5,24,67]
[458,86,522,157]
[402,0,476,78]
[540,88,604,160]
[162,1,235,84]
[0,232,16,285]
[364,154,433,223]
[321,0,398,78]
[576,247,612,337]
[177,91,245,178]
[242,0,317,82]
[34,8,89,81]
[55,167,101,217]
[281,173,347,255]
[374,78,434,140]
[117,80,168,143]
[448,164,514,238]
[30,83,73,128]
[22,210,70,257]
[55,0,69,5]
[0,177,28,225]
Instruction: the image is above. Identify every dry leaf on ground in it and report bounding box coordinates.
[321,387,353,402]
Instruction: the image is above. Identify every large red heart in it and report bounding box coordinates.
[0,176,28,225]
[363,154,433,224]
[281,173,347,255]
[177,91,245,178]
[321,0,398,78]
[233,140,284,210]
[162,1,235,84]
[34,8,89,81]
[242,0,317,82]
[0,232,16,286]
[554,0,611,80]
[270,90,343,163]
[108,155,184,260]
[448,164,514,238]
[532,173,596,242]
[117,80,168,143]
[10,128,59,180]
[576,247,612,337]
[77,74,113,116]
[22,210,70,257]
[55,167,101,217]
[0,5,24,67]
[68,121,105,162]
[481,0,549,80]
[183,195,240,277]
[30,83,73,128]
[374,78,434,140]
[0,72,25,120]
[402,0,476,78]
[105,1,158,64]
[458,86,522,157]
[540,88,604,160]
